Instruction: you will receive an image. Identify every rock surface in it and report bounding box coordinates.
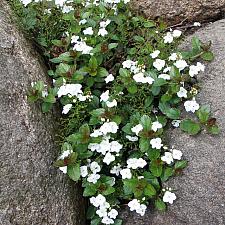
[131,0,225,25]
[121,19,225,225]
[0,1,85,225]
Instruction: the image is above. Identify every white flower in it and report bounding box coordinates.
[90,129,103,137]
[127,158,147,169]
[174,60,188,71]
[136,204,147,216]
[62,5,73,13]
[189,62,205,77]
[158,74,171,80]
[100,20,111,28]
[153,59,166,71]
[106,99,117,108]
[108,209,118,219]
[80,166,88,177]
[59,150,71,160]
[110,164,122,176]
[163,191,176,204]
[133,73,154,84]
[177,87,188,98]
[110,141,123,153]
[103,152,115,165]
[87,173,100,184]
[131,124,143,136]
[169,53,178,61]
[58,84,83,98]
[184,99,200,113]
[152,121,163,132]
[150,138,163,149]
[196,62,205,72]
[83,27,94,35]
[172,30,182,38]
[105,74,114,83]
[73,39,93,55]
[163,66,171,73]
[59,166,67,174]
[172,120,181,128]
[100,90,110,102]
[161,152,173,164]
[100,122,118,135]
[122,60,135,69]
[150,50,160,59]
[126,135,138,142]
[90,161,101,173]
[62,104,72,114]
[172,149,183,160]
[164,32,174,44]
[79,19,87,25]
[90,194,106,207]
[102,217,114,224]
[21,0,32,6]
[120,168,132,179]
[128,199,140,211]
[194,22,201,27]
[98,28,108,37]
[96,208,108,218]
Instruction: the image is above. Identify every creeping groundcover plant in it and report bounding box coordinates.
[14,0,219,224]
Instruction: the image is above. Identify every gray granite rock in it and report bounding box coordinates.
[131,0,225,25]
[0,1,85,225]
[121,19,225,225]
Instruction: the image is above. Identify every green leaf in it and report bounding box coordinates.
[119,68,129,77]
[201,51,214,61]
[153,78,167,87]
[67,163,80,182]
[102,186,115,195]
[86,206,96,220]
[114,219,123,225]
[89,56,98,70]
[97,67,108,77]
[161,167,174,182]
[207,125,220,135]
[180,119,201,135]
[155,199,166,211]
[150,161,163,177]
[139,137,150,152]
[174,160,188,169]
[83,185,97,197]
[140,115,152,130]
[57,63,70,74]
[192,37,201,51]
[43,94,56,104]
[144,183,156,197]
[108,43,118,49]
[134,35,145,42]
[165,108,180,120]
[144,21,155,28]
[144,95,154,108]
[147,149,160,160]
[91,218,101,225]
[127,84,138,94]
[196,105,210,123]
[41,102,53,113]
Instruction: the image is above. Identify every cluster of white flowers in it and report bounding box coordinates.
[184,98,200,113]
[98,19,111,36]
[189,62,205,77]
[161,147,182,164]
[127,158,147,169]
[163,29,182,44]
[100,90,117,108]
[71,35,93,55]
[128,199,147,216]
[80,161,101,183]
[122,60,155,84]
[110,163,122,176]
[90,194,119,224]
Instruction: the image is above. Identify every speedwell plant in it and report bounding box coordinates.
[16,0,219,224]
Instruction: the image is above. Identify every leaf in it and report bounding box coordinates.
[114,219,123,225]
[144,21,155,28]
[207,125,220,135]
[139,137,150,152]
[86,206,96,220]
[147,149,160,160]
[83,185,97,197]
[127,84,138,94]
[122,123,133,135]
[174,160,188,169]
[57,63,70,74]
[192,37,201,51]
[119,68,129,77]
[102,186,115,195]
[108,43,118,49]
[97,67,108,77]
[144,183,156,197]
[67,163,80,182]
[161,167,174,182]
[153,78,167,87]
[180,119,201,135]
[91,218,101,225]
[41,102,52,113]
[140,115,152,130]
[155,199,166,211]
[196,105,210,123]
[134,35,145,42]
[150,161,163,177]
[89,56,98,70]
[165,108,180,120]
[201,51,214,61]
[43,94,56,104]
[144,95,154,107]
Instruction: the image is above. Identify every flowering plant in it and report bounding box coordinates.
[13,0,219,224]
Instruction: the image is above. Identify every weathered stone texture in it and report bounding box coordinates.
[121,19,225,225]
[0,1,85,225]
[131,0,225,25]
